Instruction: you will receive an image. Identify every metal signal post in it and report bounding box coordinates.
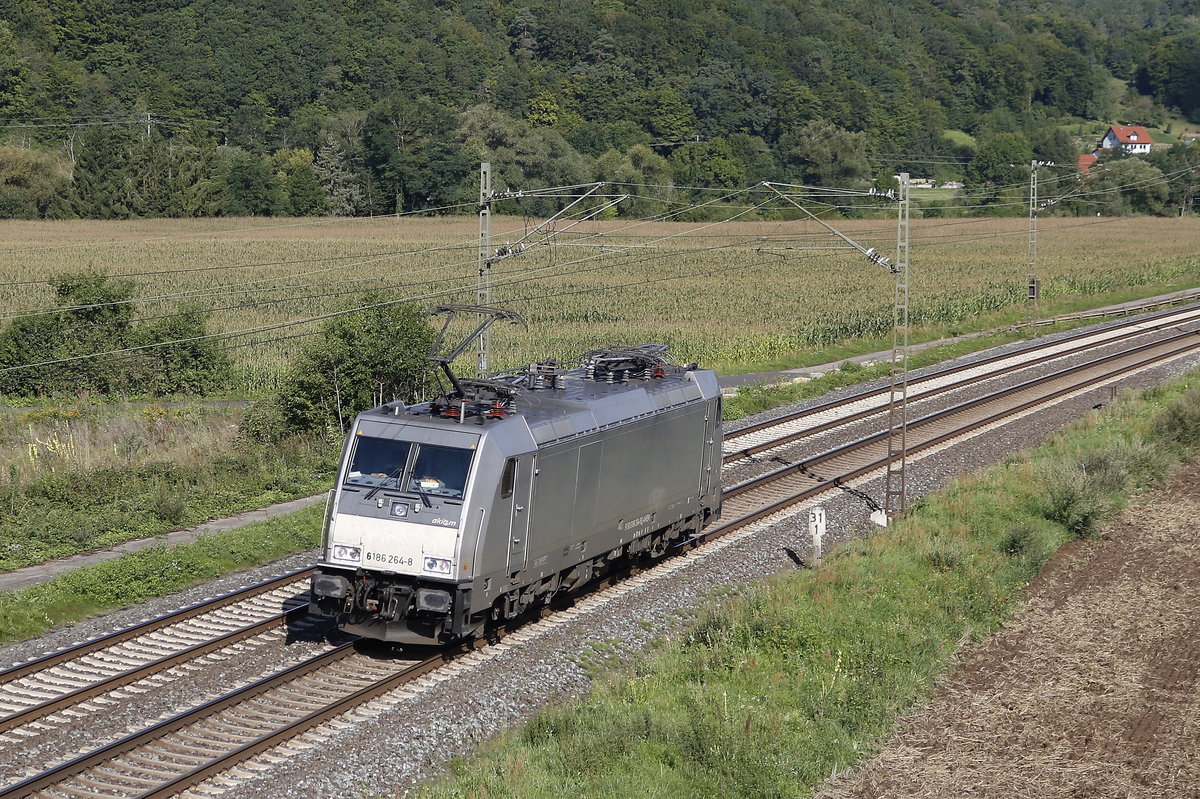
[1027,160,1040,310]
[762,178,909,520]
[477,163,493,376]
[883,173,910,519]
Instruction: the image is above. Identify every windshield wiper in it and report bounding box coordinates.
[364,468,404,500]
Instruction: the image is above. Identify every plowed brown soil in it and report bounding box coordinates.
[819,461,1200,799]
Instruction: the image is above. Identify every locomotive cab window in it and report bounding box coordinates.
[500,458,517,499]
[408,444,474,500]
[344,436,413,489]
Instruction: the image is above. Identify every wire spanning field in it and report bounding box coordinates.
[0,215,1198,390]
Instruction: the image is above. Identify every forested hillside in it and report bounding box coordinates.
[1,0,1199,218]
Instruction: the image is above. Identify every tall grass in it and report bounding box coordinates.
[0,406,337,571]
[418,372,1200,799]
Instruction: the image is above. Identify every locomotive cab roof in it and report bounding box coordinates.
[372,353,718,448]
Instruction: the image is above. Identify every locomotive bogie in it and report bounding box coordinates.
[310,348,722,645]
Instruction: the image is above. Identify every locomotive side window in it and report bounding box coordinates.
[500,458,517,499]
[409,444,474,500]
[345,436,413,488]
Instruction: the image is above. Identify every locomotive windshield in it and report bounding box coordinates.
[343,435,473,500]
[345,436,413,489]
[408,444,473,499]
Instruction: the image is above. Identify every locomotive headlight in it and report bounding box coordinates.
[422,557,452,575]
[333,545,361,562]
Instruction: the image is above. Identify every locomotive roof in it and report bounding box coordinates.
[372,366,719,447]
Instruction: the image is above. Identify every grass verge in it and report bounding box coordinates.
[1,431,335,572]
[0,503,322,643]
[723,326,1042,420]
[418,372,1200,799]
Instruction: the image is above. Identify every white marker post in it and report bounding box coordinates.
[809,506,826,566]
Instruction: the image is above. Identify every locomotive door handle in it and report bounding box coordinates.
[515,505,525,511]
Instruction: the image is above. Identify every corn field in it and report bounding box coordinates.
[1,214,1198,390]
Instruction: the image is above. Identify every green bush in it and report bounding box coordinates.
[1153,385,1200,447]
[1040,463,1115,539]
[0,272,229,398]
[244,295,435,440]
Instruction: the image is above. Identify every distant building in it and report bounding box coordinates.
[1078,153,1098,174]
[1097,125,1153,155]
[940,180,963,189]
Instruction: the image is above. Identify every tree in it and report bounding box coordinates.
[1031,126,1076,169]
[229,91,279,154]
[1147,143,1200,215]
[670,138,746,193]
[777,121,873,189]
[0,146,71,218]
[772,80,823,140]
[0,272,133,396]
[69,125,140,219]
[642,86,697,142]
[457,104,589,216]
[1087,158,1169,215]
[127,306,229,395]
[166,126,226,216]
[246,298,436,438]
[314,137,366,216]
[1144,31,1200,122]
[965,132,1033,190]
[362,98,473,213]
[0,22,29,116]
[224,150,283,216]
[285,162,327,216]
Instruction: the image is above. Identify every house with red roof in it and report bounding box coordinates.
[1078,153,1098,174]
[1098,125,1153,155]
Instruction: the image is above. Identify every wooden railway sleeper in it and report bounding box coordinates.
[54,782,116,799]
[226,703,301,724]
[139,744,213,765]
[271,685,346,704]
[195,718,264,742]
[88,767,161,788]
[109,754,179,780]
[160,731,229,755]
[71,771,146,793]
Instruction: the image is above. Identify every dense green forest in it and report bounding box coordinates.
[1,0,1200,218]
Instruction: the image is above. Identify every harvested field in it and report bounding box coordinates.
[819,461,1200,799]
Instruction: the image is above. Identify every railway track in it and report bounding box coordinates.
[722,302,1200,464]
[0,570,313,743]
[5,309,1200,798]
[0,642,460,799]
[713,325,1200,533]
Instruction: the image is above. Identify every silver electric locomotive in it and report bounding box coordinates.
[309,325,722,644]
